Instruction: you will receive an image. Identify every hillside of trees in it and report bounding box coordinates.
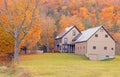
[0,0,120,54]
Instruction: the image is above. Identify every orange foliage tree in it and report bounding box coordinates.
[0,27,14,53]
[20,24,41,50]
[39,16,56,51]
[59,15,85,32]
[0,0,38,63]
[100,6,114,27]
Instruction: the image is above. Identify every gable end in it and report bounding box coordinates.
[87,26,115,42]
[102,26,116,42]
[56,25,81,39]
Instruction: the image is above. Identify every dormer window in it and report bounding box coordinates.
[72,30,76,36]
[95,34,98,37]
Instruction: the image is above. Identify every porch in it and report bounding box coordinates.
[63,44,75,53]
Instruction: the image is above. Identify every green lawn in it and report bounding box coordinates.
[19,53,120,77]
[1,53,120,77]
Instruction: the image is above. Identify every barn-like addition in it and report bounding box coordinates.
[55,25,115,60]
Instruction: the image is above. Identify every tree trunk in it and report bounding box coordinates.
[14,39,19,63]
[13,31,19,64]
[46,30,49,52]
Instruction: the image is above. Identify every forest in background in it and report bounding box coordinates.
[0,0,120,54]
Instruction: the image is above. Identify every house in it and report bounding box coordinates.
[75,26,115,60]
[55,25,115,60]
[55,25,81,53]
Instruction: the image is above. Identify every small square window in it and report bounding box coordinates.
[93,46,96,49]
[111,48,114,50]
[104,47,107,50]
[105,35,108,38]
[95,34,98,37]
[73,30,76,36]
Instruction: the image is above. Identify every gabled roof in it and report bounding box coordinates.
[75,26,101,42]
[72,33,82,41]
[56,25,80,39]
[75,26,115,43]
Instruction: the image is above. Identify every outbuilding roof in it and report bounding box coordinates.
[75,26,101,42]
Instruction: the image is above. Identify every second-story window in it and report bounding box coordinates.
[100,28,104,32]
[64,38,68,44]
[72,30,76,36]
[111,48,114,50]
[104,46,107,50]
[93,46,96,50]
[95,34,98,37]
[105,34,108,38]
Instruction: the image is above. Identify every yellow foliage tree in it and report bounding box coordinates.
[20,24,41,50]
[79,7,88,19]
[39,16,56,50]
[59,15,85,32]
[0,0,38,63]
[0,27,14,53]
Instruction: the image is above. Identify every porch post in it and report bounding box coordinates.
[70,45,72,52]
[68,45,69,53]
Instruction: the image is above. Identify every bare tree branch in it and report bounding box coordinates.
[4,0,16,29]
[17,3,29,35]
[19,0,39,43]
[12,0,18,15]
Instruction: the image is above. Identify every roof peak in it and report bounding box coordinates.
[65,25,74,31]
[56,25,75,39]
[75,26,102,42]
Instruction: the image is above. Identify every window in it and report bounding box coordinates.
[64,38,68,44]
[105,35,108,38]
[111,48,114,50]
[100,28,104,32]
[104,46,107,50]
[59,39,62,43]
[59,46,61,50]
[93,46,96,49]
[80,47,82,49]
[106,55,109,57]
[95,34,98,37]
[72,30,76,36]
[83,46,85,49]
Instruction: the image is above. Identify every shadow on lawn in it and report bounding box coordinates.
[102,58,115,61]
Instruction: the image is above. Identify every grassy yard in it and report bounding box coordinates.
[19,53,120,77]
[1,53,120,77]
